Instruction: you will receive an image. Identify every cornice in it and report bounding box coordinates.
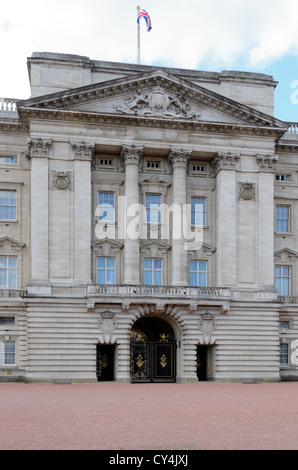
[16,70,287,130]
[16,106,288,139]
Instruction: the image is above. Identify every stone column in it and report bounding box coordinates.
[256,154,278,288]
[212,152,239,287]
[168,149,191,286]
[70,141,94,285]
[27,138,52,295]
[121,145,143,285]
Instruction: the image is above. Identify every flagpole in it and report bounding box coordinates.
[137,5,140,64]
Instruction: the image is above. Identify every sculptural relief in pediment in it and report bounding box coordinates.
[114,86,200,120]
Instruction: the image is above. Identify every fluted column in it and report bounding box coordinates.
[121,145,143,285]
[168,149,191,286]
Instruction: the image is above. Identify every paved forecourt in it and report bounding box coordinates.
[0,382,297,450]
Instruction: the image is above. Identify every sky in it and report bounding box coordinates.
[1,0,298,122]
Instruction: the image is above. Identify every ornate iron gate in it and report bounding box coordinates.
[96,345,115,381]
[130,334,176,383]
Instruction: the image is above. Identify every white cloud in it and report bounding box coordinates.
[1,0,298,98]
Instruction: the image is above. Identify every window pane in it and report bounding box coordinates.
[144,270,152,285]
[97,258,105,269]
[154,270,162,286]
[199,273,207,287]
[97,270,105,284]
[190,272,197,286]
[107,258,115,269]
[154,259,162,270]
[8,269,17,289]
[190,261,197,272]
[144,259,152,270]
[5,342,15,365]
[106,270,115,284]
[275,277,281,295]
[8,257,17,268]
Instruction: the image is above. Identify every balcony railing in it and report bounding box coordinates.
[0,289,27,298]
[0,98,18,114]
[87,284,230,298]
[278,295,298,304]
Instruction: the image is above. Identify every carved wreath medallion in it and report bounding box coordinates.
[238,182,255,201]
[98,311,117,333]
[52,171,71,190]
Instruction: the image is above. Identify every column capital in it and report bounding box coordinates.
[211,152,240,174]
[168,148,192,169]
[27,137,52,158]
[70,141,95,161]
[255,154,278,172]
[120,144,144,165]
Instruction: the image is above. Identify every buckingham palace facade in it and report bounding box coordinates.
[0,51,298,383]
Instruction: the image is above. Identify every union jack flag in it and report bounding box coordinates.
[137,9,152,32]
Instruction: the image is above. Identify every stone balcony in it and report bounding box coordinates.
[86,284,231,308]
[282,122,298,141]
[0,98,19,118]
[0,289,27,298]
[278,295,298,304]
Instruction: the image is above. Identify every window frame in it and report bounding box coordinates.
[191,197,207,227]
[0,256,17,289]
[96,257,116,285]
[276,205,290,233]
[275,265,291,296]
[279,343,289,366]
[0,340,16,366]
[145,193,162,224]
[0,190,17,221]
[97,191,115,223]
[144,258,162,286]
[189,260,207,287]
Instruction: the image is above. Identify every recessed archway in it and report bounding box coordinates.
[130,315,176,383]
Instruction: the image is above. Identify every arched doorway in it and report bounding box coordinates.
[130,316,176,383]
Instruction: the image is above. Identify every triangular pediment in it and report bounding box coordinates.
[17,69,286,131]
[274,247,298,259]
[0,236,25,250]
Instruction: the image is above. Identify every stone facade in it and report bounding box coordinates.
[0,52,297,383]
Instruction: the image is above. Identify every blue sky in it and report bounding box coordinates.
[1,0,298,122]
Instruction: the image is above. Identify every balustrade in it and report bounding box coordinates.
[87,284,229,298]
[0,98,18,113]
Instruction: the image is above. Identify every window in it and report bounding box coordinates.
[276,206,290,232]
[191,197,206,226]
[0,341,16,366]
[96,257,115,284]
[0,257,17,289]
[192,165,206,172]
[0,317,15,325]
[190,261,207,287]
[275,266,290,295]
[144,259,162,285]
[276,174,291,182]
[279,321,289,329]
[99,159,113,166]
[0,157,16,164]
[0,190,16,220]
[146,161,160,169]
[97,192,115,222]
[146,194,161,224]
[279,343,289,365]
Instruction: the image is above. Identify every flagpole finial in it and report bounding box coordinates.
[137,5,140,11]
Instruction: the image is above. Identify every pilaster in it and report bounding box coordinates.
[27,138,52,295]
[212,152,240,287]
[121,145,143,285]
[168,148,192,286]
[256,154,278,288]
